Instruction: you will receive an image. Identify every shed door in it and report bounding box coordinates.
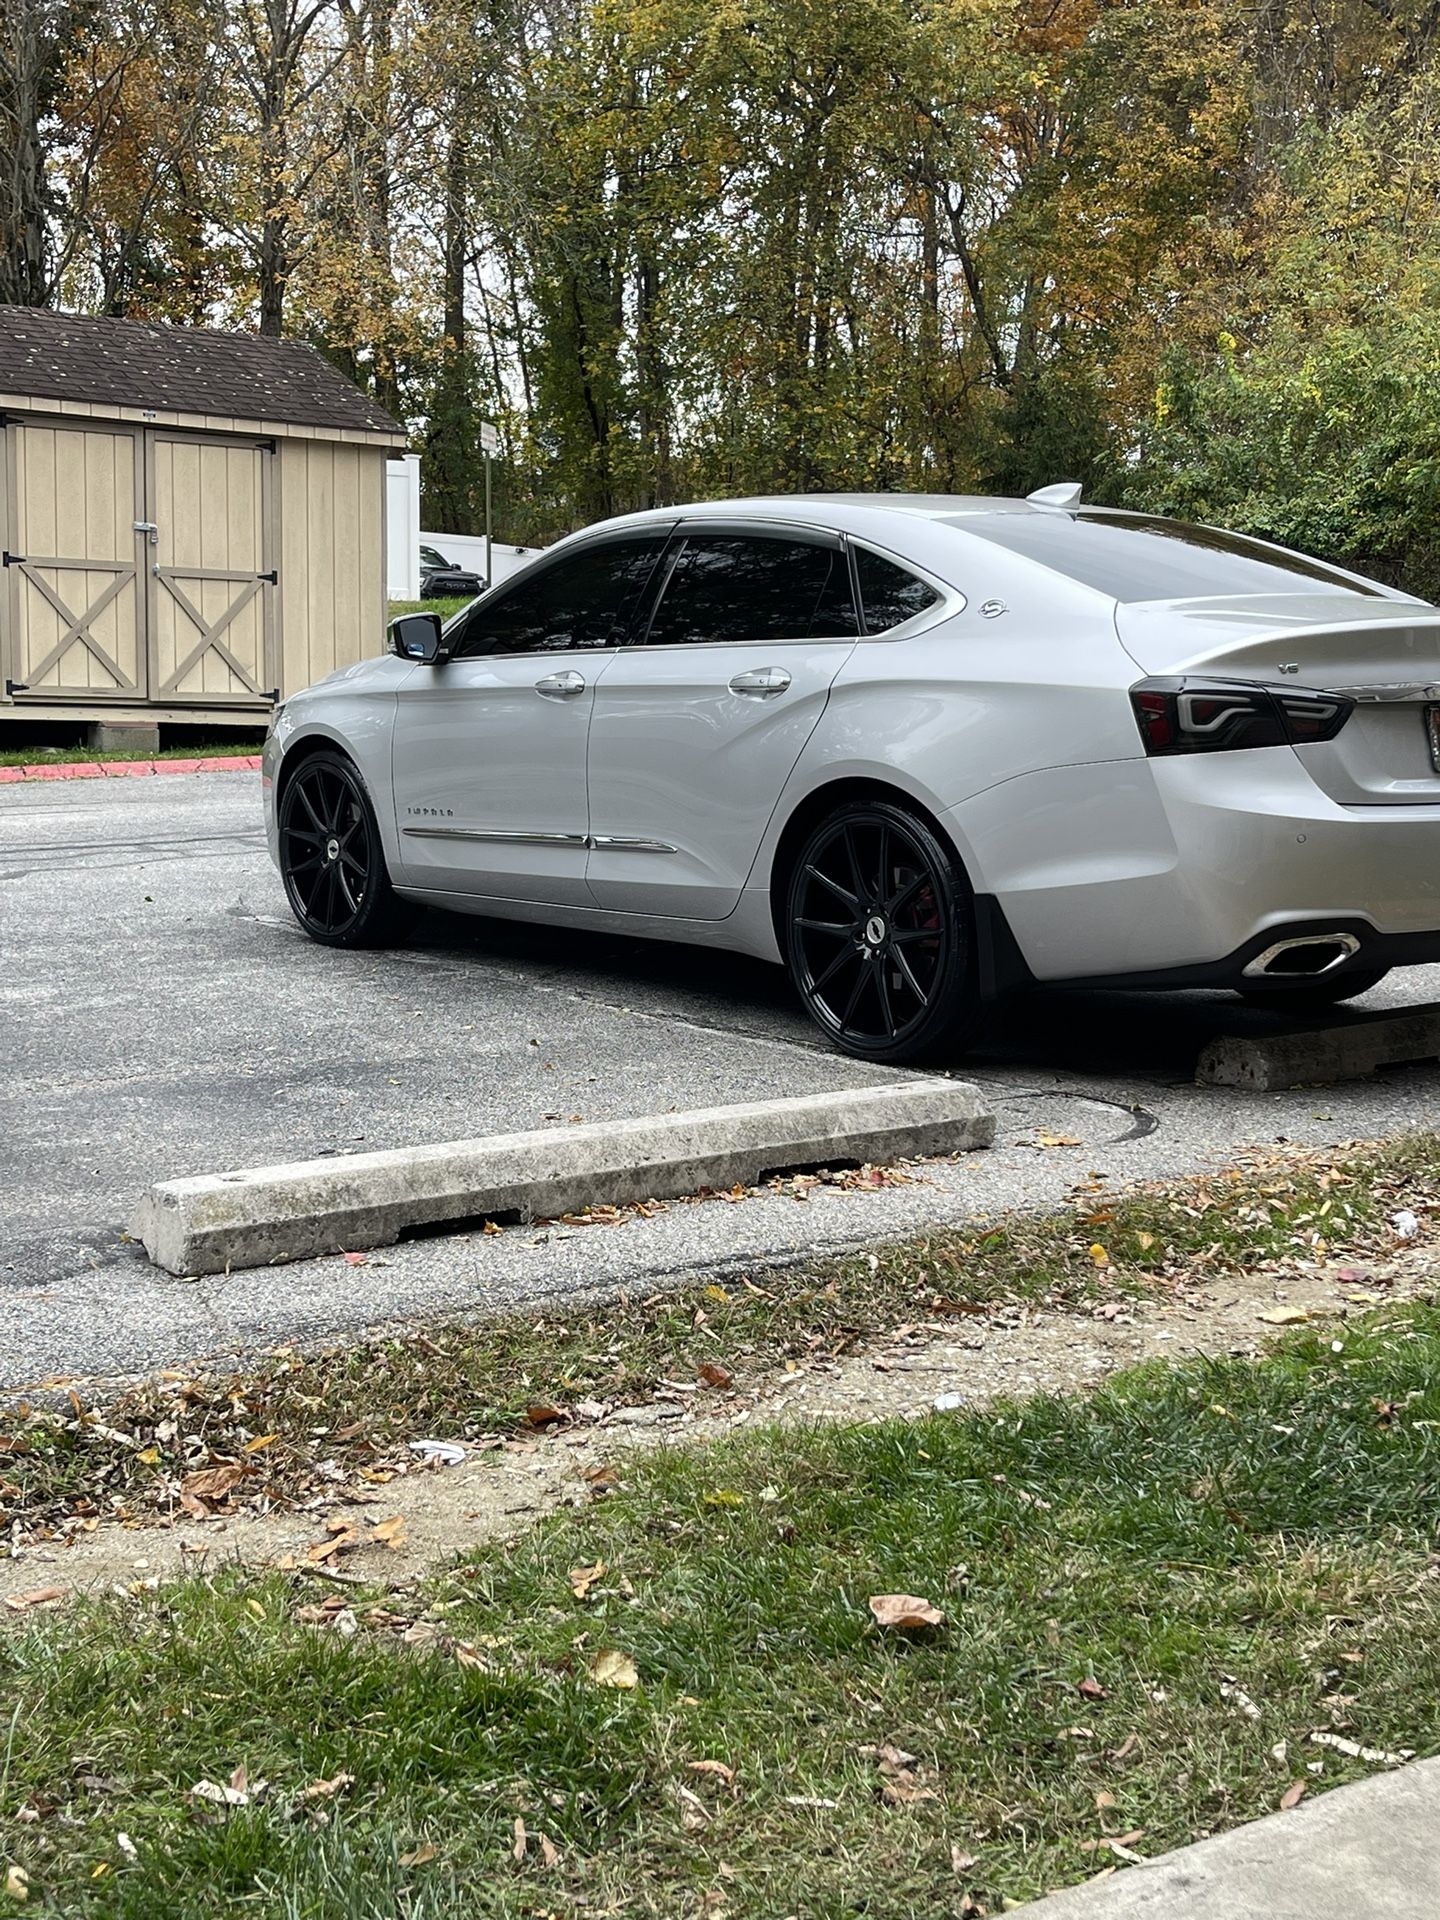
[5,422,145,700]
[147,434,276,704]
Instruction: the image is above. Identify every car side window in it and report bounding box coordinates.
[451,537,665,658]
[854,547,941,634]
[641,533,858,647]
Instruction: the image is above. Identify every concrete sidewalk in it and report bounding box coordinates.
[1014,1757,1440,1918]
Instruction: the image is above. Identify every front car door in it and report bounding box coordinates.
[585,522,860,919]
[390,532,668,905]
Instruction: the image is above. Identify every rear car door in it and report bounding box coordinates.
[585,523,860,919]
[390,532,667,904]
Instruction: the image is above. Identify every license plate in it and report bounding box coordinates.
[1428,705,1440,774]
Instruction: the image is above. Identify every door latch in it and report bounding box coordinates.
[133,520,159,545]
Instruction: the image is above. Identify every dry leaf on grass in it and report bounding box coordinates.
[590,1648,639,1689]
[568,1562,606,1600]
[868,1593,944,1630]
[181,1464,244,1503]
[1279,1780,1307,1811]
[3,1866,29,1903]
[525,1402,566,1428]
[687,1760,736,1786]
[190,1766,266,1810]
[1077,1677,1108,1701]
[676,1784,711,1830]
[950,1846,979,1874]
[512,1816,527,1862]
[398,1843,437,1867]
[1258,1306,1312,1325]
[301,1773,354,1803]
[697,1363,734,1390]
[1310,1731,1414,1766]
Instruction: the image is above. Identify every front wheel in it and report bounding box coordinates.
[783,800,982,1064]
[278,750,403,947]
[1237,964,1389,1013]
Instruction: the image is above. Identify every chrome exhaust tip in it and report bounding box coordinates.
[1242,932,1362,980]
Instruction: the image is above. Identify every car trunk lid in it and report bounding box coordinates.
[1117,594,1440,805]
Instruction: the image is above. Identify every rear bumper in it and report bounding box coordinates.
[950,749,1440,986]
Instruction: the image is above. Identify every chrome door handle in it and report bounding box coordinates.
[535,669,586,699]
[728,665,792,696]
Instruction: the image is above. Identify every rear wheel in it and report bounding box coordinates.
[783,800,982,1063]
[278,750,402,947]
[1237,964,1389,1012]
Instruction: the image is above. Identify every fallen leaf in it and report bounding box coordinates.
[3,1587,65,1613]
[590,1648,639,1689]
[398,1843,437,1868]
[180,1464,244,1503]
[1078,1677,1108,1701]
[302,1772,355,1802]
[341,1251,368,1266]
[687,1760,736,1785]
[950,1845,979,1873]
[1094,1790,1116,1810]
[512,1816,527,1862]
[1258,1307,1310,1326]
[569,1562,606,1600]
[1033,1131,1082,1148]
[526,1403,565,1428]
[881,1774,938,1805]
[703,1489,745,1508]
[1088,1243,1110,1267]
[242,1434,278,1455]
[676,1783,711,1829]
[3,1866,28,1903]
[1109,1733,1140,1761]
[370,1515,408,1550]
[539,1832,559,1868]
[869,1593,945,1629]
[306,1529,359,1564]
[697,1362,734,1390]
[1279,1780,1307,1811]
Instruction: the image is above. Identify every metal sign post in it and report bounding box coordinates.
[480,420,499,587]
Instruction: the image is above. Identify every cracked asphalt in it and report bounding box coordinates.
[5,771,1440,1391]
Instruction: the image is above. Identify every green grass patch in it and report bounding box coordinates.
[0,740,262,768]
[4,1308,1440,1915]
[387,596,474,622]
[3,1136,1434,1546]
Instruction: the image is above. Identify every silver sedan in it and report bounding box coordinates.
[262,488,1440,1062]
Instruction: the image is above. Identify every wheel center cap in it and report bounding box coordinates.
[325,836,341,863]
[864,914,888,948]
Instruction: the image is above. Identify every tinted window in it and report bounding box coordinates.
[855,548,941,633]
[420,546,449,569]
[642,533,858,646]
[953,511,1379,603]
[452,537,664,657]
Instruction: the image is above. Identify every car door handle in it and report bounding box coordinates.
[728,666,792,696]
[535,669,586,699]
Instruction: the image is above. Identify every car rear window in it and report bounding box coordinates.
[949,511,1380,602]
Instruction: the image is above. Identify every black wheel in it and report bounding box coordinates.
[1237,964,1389,1013]
[278,750,402,947]
[783,799,982,1063]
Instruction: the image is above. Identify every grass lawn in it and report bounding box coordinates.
[4,1304,1439,1912]
[0,739,263,768]
[387,596,474,622]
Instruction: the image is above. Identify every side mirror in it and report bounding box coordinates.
[390,611,446,663]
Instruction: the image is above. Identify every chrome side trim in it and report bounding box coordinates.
[403,826,588,847]
[402,827,676,853]
[589,835,677,853]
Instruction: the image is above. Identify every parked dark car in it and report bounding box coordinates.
[419,544,485,599]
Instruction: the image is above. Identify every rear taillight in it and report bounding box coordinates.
[1129,677,1353,755]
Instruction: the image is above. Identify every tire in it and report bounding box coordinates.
[1237,964,1389,1012]
[782,798,983,1064]
[277,749,404,948]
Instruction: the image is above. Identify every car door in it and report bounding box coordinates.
[390,531,668,905]
[585,522,860,919]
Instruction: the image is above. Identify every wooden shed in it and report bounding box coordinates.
[0,309,407,737]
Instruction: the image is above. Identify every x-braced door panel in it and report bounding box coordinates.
[4,423,144,700]
[147,434,276,704]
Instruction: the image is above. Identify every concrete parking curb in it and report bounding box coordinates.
[1009,1755,1440,1918]
[1197,1004,1440,1091]
[131,1079,995,1275]
[0,754,261,783]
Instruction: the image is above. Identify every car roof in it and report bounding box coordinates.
[590,493,1063,529]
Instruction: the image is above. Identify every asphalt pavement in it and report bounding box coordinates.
[5,771,1440,1391]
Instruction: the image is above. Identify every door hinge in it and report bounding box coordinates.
[258,569,278,585]
[265,688,280,702]
[2,550,23,567]
[5,679,29,695]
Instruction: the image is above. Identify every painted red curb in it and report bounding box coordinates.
[0,753,261,784]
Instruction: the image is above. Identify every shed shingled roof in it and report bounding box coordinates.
[0,307,404,438]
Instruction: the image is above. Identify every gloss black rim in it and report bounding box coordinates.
[279,762,373,935]
[791,813,951,1045]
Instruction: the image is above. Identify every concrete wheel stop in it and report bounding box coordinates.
[131,1079,995,1276]
[1197,1002,1440,1092]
